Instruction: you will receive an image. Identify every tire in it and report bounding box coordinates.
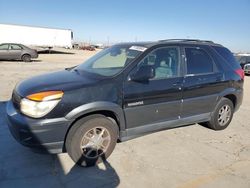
[21,54,31,62]
[65,114,118,167]
[205,97,234,130]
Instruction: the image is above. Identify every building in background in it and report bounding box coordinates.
[0,24,73,48]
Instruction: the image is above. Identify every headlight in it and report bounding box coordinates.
[20,91,63,118]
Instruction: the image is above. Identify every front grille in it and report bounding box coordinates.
[12,90,21,110]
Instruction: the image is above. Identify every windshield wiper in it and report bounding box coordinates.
[65,66,77,71]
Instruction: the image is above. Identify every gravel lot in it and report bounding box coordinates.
[0,49,250,188]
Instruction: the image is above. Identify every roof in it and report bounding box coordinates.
[117,39,223,48]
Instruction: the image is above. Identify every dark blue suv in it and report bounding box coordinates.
[6,39,244,167]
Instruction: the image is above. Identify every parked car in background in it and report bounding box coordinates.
[80,45,95,51]
[0,43,38,62]
[236,55,250,75]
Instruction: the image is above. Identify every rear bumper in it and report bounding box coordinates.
[31,53,38,59]
[235,88,243,112]
[6,101,72,153]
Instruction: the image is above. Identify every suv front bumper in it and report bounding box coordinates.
[6,101,72,153]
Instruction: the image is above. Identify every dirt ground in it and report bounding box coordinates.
[0,49,250,188]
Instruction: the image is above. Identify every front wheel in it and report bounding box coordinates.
[65,115,118,167]
[205,97,234,130]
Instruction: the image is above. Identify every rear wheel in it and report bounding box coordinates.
[21,54,31,62]
[65,115,118,167]
[205,97,234,130]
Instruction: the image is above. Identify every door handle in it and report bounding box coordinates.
[172,82,182,86]
[172,82,182,90]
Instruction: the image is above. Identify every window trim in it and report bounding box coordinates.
[183,46,218,76]
[128,46,182,81]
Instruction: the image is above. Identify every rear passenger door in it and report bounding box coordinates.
[181,46,224,118]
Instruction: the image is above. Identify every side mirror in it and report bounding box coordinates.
[130,65,155,82]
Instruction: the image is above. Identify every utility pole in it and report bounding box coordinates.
[107,36,110,47]
[88,36,91,45]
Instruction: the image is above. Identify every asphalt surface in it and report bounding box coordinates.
[0,50,250,188]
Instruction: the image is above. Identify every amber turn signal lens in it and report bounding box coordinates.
[26,91,64,101]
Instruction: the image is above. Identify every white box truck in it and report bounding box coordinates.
[0,24,73,48]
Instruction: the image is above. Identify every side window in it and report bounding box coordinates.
[0,44,9,50]
[136,47,180,79]
[185,48,214,74]
[10,44,22,50]
[212,46,241,69]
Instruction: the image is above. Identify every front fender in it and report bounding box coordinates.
[65,101,126,131]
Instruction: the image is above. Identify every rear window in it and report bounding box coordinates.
[213,46,241,69]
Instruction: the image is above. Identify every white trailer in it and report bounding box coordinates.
[0,24,73,48]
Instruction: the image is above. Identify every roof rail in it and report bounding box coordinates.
[158,39,214,43]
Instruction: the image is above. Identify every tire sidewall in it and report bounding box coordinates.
[212,98,234,130]
[66,115,118,167]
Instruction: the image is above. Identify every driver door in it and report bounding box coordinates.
[123,46,183,129]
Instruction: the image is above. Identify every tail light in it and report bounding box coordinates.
[235,69,244,80]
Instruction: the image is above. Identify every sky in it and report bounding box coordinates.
[0,0,250,52]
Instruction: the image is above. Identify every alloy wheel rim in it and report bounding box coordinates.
[218,104,231,126]
[80,127,111,159]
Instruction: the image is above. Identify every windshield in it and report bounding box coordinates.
[76,45,146,76]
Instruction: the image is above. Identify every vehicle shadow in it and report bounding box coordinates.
[0,59,42,62]
[38,50,75,55]
[59,156,120,188]
[0,101,120,188]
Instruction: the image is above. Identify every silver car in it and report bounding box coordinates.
[243,63,250,75]
[237,55,250,75]
[0,43,38,62]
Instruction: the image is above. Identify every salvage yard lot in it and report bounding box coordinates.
[0,49,250,188]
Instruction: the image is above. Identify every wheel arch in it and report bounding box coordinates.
[218,88,239,109]
[21,53,31,61]
[21,53,31,57]
[223,94,236,108]
[63,102,126,152]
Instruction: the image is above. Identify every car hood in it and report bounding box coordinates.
[15,70,100,97]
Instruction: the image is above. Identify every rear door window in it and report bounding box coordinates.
[185,48,214,75]
[10,44,22,50]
